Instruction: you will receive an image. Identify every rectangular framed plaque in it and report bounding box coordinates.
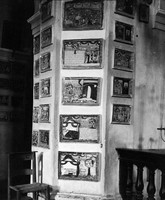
[39,104,50,123]
[33,34,40,54]
[32,130,39,146]
[60,115,100,142]
[33,106,39,123]
[39,130,50,148]
[115,21,133,44]
[34,83,39,99]
[63,39,102,69]
[41,0,53,22]
[62,77,101,105]
[41,26,52,48]
[59,151,100,181]
[34,59,39,77]
[114,48,134,71]
[40,52,51,73]
[116,0,134,17]
[63,1,103,30]
[113,77,132,98]
[41,78,51,98]
[112,104,131,125]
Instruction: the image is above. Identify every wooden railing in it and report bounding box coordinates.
[116,148,165,200]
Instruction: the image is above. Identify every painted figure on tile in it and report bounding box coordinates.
[34,83,39,99]
[32,131,38,146]
[40,104,50,123]
[39,130,49,148]
[41,78,51,97]
[33,107,39,123]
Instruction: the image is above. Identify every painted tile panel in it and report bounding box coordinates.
[59,151,100,181]
[60,115,100,142]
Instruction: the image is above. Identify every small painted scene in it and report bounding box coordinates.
[62,77,100,105]
[41,78,51,97]
[41,27,52,48]
[33,106,39,123]
[38,130,49,148]
[34,59,39,77]
[112,104,131,124]
[40,52,51,73]
[34,82,39,99]
[115,0,134,16]
[63,39,102,69]
[113,77,132,97]
[32,130,39,147]
[33,34,40,54]
[63,1,103,30]
[59,152,99,181]
[115,21,133,43]
[114,48,133,71]
[60,115,100,142]
[41,0,52,22]
[39,104,50,123]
